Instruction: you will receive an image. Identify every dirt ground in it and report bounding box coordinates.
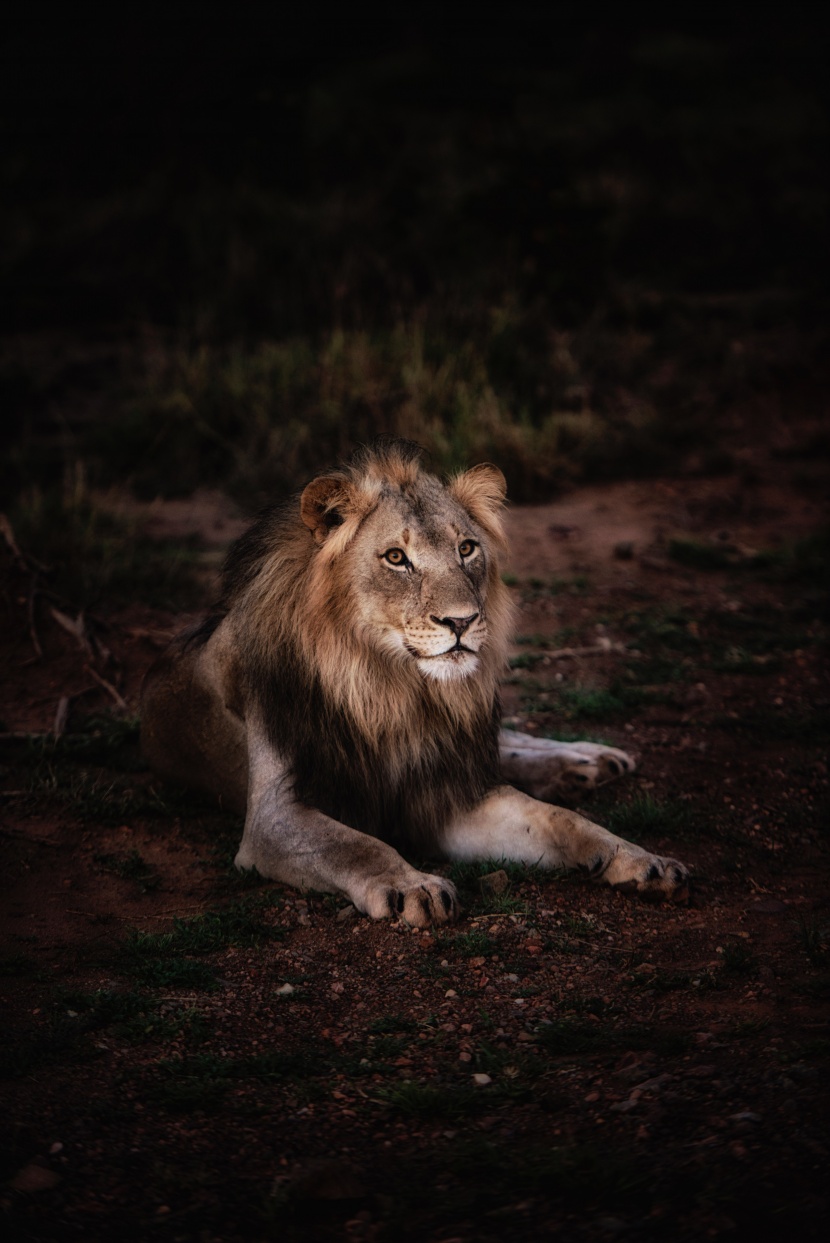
[1,436,828,1241]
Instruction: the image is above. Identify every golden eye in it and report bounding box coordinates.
[384,548,407,566]
[459,540,477,559]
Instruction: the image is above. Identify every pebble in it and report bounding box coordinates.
[9,1163,62,1193]
[472,1074,492,1087]
[276,983,295,996]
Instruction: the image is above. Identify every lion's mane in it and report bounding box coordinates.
[204,441,514,850]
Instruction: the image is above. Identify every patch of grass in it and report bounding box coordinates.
[93,849,160,892]
[509,651,548,670]
[795,913,829,966]
[367,1015,420,1035]
[41,714,144,770]
[440,930,496,959]
[114,1006,208,1047]
[377,1080,485,1120]
[115,897,283,989]
[592,793,697,844]
[56,987,149,1026]
[11,485,204,609]
[142,1047,330,1113]
[369,1035,410,1060]
[622,655,691,685]
[622,610,702,652]
[443,859,534,916]
[556,688,628,720]
[446,858,549,891]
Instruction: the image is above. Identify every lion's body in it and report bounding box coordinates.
[142,441,689,924]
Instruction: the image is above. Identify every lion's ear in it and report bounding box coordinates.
[300,475,349,544]
[449,463,508,546]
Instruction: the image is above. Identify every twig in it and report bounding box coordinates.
[0,513,50,574]
[53,697,70,739]
[83,665,128,710]
[50,606,94,657]
[544,642,623,660]
[27,586,43,659]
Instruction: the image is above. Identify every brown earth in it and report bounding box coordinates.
[1,445,828,1242]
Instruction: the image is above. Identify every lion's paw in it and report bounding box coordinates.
[564,742,636,783]
[499,731,635,804]
[359,873,460,928]
[603,846,690,903]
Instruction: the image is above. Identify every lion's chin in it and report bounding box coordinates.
[417,651,480,683]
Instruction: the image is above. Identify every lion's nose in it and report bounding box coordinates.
[431,613,479,638]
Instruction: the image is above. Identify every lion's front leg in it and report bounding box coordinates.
[439,785,689,901]
[235,732,459,927]
[499,728,636,803]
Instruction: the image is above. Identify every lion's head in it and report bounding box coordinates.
[297,440,512,687]
[224,441,514,847]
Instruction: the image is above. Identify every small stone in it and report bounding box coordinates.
[276,983,295,996]
[9,1162,62,1193]
[336,905,356,922]
[458,1051,472,1064]
[479,869,509,896]
[472,1073,492,1086]
[444,989,457,998]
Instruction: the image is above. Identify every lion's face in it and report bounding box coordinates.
[350,481,492,682]
[299,453,511,686]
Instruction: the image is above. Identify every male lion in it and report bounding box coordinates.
[141,440,689,926]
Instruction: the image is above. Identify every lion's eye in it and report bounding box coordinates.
[383,548,408,567]
[458,540,478,559]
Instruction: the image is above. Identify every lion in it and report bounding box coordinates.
[141,440,689,926]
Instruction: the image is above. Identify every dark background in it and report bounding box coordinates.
[2,10,828,511]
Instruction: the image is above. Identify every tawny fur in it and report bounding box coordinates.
[141,440,690,925]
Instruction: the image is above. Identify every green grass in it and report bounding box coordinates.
[367,1014,420,1035]
[593,793,697,844]
[557,688,628,720]
[10,487,205,609]
[439,930,496,959]
[377,1080,486,1120]
[795,913,829,966]
[141,1047,333,1113]
[114,897,284,989]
